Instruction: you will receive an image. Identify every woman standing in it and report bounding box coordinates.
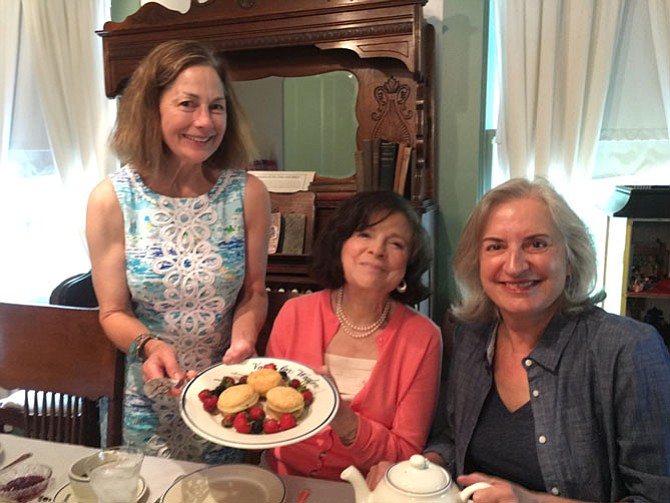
[266,191,442,480]
[86,40,270,462]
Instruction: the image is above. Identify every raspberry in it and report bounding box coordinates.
[221,414,235,427]
[248,406,265,422]
[233,412,250,433]
[263,363,277,370]
[198,389,212,402]
[279,413,296,431]
[289,379,301,389]
[301,390,314,406]
[263,418,280,434]
[203,395,218,413]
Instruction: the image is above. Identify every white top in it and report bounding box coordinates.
[324,353,376,402]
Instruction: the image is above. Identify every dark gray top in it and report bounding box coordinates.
[464,386,545,492]
[426,307,670,501]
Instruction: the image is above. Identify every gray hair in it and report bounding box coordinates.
[451,177,605,323]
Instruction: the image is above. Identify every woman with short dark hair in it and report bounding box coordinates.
[266,190,442,481]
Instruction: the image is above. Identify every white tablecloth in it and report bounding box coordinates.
[0,434,355,502]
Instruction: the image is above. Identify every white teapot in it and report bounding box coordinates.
[340,454,491,503]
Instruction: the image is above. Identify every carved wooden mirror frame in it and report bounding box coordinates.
[97,0,434,202]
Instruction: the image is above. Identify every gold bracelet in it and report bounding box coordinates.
[129,332,155,362]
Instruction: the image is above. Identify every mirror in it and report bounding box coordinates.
[232,71,358,178]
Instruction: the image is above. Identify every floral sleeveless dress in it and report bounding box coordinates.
[110,165,246,463]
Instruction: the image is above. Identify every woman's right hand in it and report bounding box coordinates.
[141,339,186,396]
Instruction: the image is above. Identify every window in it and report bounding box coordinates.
[0,1,114,304]
[484,0,670,302]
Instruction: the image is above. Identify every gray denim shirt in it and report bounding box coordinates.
[426,307,670,502]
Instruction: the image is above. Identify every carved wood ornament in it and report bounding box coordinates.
[98,0,435,290]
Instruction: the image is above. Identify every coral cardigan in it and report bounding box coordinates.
[265,290,442,480]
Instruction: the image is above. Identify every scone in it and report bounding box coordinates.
[217,384,259,414]
[265,386,305,419]
[246,368,284,396]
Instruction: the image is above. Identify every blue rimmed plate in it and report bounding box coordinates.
[180,357,339,449]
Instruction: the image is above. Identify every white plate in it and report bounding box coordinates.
[160,464,286,503]
[53,476,147,502]
[180,357,339,449]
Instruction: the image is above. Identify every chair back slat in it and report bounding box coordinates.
[0,302,123,447]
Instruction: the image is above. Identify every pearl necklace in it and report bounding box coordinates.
[335,287,391,339]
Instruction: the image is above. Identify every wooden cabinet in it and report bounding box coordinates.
[98,0,436,311]
[602,186,670,347]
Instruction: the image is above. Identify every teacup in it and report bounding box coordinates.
[69,447,143,503]
[69,453,103,502]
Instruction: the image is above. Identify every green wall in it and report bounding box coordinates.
[109,0,489,322]
[432,0,487,321]
[111,0,139,22]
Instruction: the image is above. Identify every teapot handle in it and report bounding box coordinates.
[459,482,491,502]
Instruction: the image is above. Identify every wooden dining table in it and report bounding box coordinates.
[0,433,355,502]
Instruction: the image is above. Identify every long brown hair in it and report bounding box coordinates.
[451,177,605,322]
[110,40,256,177]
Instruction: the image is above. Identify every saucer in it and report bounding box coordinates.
[53,476,147,502]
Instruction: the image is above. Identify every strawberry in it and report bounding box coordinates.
[233,412,250,433]
[221,413,235,428]
[301,390,314,406]
[203,395,218,413]
[237,375,248,384]
[234,420,251,434]
[248,406,265,422]
[279,413,297,431]
[263,363,277,370]
[289,379,302,389]
[198,389,212,402]
[263,418,280,434]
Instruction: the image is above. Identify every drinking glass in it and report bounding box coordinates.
[88,446,144,503]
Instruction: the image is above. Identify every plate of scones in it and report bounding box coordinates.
[180,357,340,449]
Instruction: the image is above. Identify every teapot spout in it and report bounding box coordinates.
[340,465,372,503]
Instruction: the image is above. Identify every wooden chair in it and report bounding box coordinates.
[0,302,124,447]
[49,271,98,307]
[256,289,304,356]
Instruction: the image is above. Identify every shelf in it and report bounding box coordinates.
[626,292,670,299]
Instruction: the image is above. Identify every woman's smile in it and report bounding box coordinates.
[479,197,569,324]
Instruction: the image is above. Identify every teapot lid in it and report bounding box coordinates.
[386,455,451,494]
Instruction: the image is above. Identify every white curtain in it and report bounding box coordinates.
[493,0,625,191]
[21,0,116,240]
[649,0,670,139]
[0,0,115,303]
[0,0,21,169]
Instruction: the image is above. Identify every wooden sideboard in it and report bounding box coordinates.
[97,0,436,300]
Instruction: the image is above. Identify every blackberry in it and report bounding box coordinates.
[250,419,264,434]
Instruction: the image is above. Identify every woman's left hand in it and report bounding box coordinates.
[458,473,540,503]
[222,338,256,365]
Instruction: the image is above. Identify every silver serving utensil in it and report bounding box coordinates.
[0,452,33,473]
[144,376,186,399]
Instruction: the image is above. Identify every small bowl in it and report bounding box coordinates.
[70,447,145,503]
[0,463,52,503]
